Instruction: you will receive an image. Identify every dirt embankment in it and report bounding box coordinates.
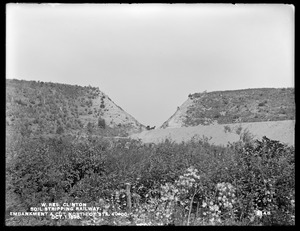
[130,120,295,147]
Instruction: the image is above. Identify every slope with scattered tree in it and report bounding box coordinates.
[6,79,146,140]
[161,88,295,128]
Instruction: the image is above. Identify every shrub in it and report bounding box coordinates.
[7,137,109,209]
[6,136,294,226]
[228,137,294,225]
[98,117,106,129]
[258,101,267,107]
[86,122,94,134]
[14,99,27,106]
[239,129,254,144]
[56,126,64,134]
[223,125,231,133]
[235,126,243,135]
[213,114,220,119]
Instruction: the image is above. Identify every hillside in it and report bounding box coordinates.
[161,88,295,128]
[6,79,146,138]
[130,120,295,147]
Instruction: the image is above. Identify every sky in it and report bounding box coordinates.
[6,4,294,127]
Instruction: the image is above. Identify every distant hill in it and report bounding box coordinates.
[161,88,295,128]
[6,79,146,138]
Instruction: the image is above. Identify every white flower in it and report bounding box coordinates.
[202,202,207,207]
[291,199,295,205]
[255,210,263,218]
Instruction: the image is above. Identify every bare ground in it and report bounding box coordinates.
[130,120,295,147]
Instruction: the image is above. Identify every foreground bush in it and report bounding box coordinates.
[6,135,294,226]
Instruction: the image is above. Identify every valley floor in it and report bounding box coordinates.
[130,120,295,146]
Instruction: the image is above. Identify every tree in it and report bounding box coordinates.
[87,122,94,134]
[56,126,64,135]
[98,117,106,129]
[19,122,32,137]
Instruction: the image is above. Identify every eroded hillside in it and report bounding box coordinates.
[6,79,146,138]
[161,88,295,128]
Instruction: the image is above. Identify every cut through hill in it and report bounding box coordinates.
[161,88,295,128]
[6,79,146,138]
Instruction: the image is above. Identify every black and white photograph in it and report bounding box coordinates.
[6,3,295,226]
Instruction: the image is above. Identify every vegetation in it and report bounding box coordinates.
[6,80,295,226]
[223,125,231,133]
[6,134,295,226]
[56,126,64,135]
[98,117,106,129]
[6,79,145,138]
[163,88,294,128]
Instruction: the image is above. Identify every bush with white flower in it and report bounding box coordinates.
[7,133,294,226]
[200,182,236,225]
[216,182,236,217]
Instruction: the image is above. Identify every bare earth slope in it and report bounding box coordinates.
[161,98,194,128]
[130,120,295,147]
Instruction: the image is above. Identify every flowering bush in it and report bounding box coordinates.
[198,182,236,225]
[7,136,294,226]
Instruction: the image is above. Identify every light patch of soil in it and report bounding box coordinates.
[130,120,295,147]
[81,93,145,134]
[161,98,194,128]
[101,95,134,126]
